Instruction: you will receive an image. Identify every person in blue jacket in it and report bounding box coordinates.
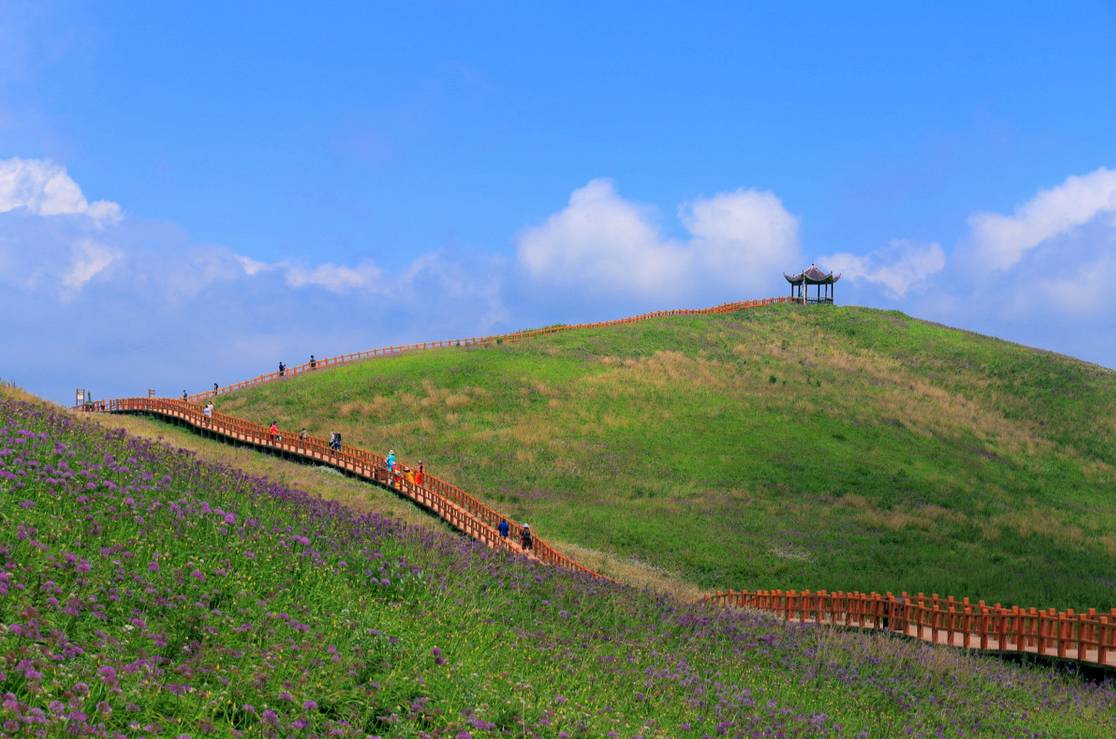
[385,449,396,472]
[498,519,510,538]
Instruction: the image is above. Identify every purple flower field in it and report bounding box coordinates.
[2,393,1115,736]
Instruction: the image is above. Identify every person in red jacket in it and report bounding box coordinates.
[268,421,281,443]
[415,461,425,486]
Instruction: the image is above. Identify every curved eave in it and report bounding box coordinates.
[785,272,842,285]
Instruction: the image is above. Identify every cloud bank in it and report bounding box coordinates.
[517,179,799,301]
[823,240,945,298]
[2,157,1114,404]
[966,167,1116,271]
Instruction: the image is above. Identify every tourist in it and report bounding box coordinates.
[386,448,396,473]
[404,466,415,485]
[520,523,533,551]
[416,460,425,486]
[498,519,509,538]
[279,361,286,377]
[329,432,341,453]
[309,354,317,370]
[268,421,281,443]
[213,382,219,393]
[203,403,213,424]
[182,390,188,401]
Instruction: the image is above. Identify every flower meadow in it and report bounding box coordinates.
[1,395,1115,737]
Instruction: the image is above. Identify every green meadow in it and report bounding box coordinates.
[221,305,1116,609]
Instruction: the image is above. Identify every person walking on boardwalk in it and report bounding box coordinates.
[520,523,533,551]
[309,354,317,369]
[498,518,509,538]
[268,421,281,443]
[404,466,415,485]
[329,432,341,453]
[415,460,425,486]
[203,402,213,424]
[279,361,286,377]
[213,382,219,394]
[182,390,188,401]
[386,448,396,473]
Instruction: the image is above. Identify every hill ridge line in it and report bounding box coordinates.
[186,297,796,403]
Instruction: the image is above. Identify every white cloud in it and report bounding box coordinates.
[967,167,1116,270]
[61,239,120,292]
[681,189,799,276]
[517,179,799,299]
[823,240,945,298]
[284,260,383,293]
[0,158,122,226]
[517,179,689,296]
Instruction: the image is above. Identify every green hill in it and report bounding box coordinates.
[219,305,1116,609]
[5,389,1116,736]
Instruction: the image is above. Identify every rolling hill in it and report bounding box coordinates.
[216,304,1116,609]
[4,388,1116,735]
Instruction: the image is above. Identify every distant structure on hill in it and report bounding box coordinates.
[784,264,840,304]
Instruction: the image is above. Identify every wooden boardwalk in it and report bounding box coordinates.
[705,589,1116,669]
[79,397,602,579]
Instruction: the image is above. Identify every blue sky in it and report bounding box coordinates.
[2,1,1115,402]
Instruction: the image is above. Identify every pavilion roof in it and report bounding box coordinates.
[784,264,841,284]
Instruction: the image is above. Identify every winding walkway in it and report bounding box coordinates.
[80,397,602,578]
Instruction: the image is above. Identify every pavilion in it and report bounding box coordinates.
[784,264,840,304]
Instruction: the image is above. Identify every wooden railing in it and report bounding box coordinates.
[76,397,605,580]
[186,297,795,402]
[704,589,1116,669]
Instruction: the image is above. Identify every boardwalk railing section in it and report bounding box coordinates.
[186,297,795,403]
[78,397,603,580]
[704,589,1116,669]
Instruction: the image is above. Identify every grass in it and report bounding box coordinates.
[3,390,1116,736]
[217,305,1116,610]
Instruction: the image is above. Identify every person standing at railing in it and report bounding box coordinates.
[404,466,415,485]
[268,420,281,443]
[182,390,188,402]
[329,432,341,453]
[386,448,396,473]
[520,523,533,551]
[279,361,286,377]
[203,403,213,424]
[498,518,509,538]
[299,428,308,449]
[415,460,424,486]
[213,382,219,394]
[309,354,317,370]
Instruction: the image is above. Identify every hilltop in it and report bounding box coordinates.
[216,304,1116,609]
[3,390,1116,735]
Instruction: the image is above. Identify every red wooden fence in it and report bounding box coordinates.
[185,297,795,403]
[77,397,604,580]
[704,589,1116,669]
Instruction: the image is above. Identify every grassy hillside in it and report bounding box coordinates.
[220,305,1116,609]
[4,392,1116,735]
